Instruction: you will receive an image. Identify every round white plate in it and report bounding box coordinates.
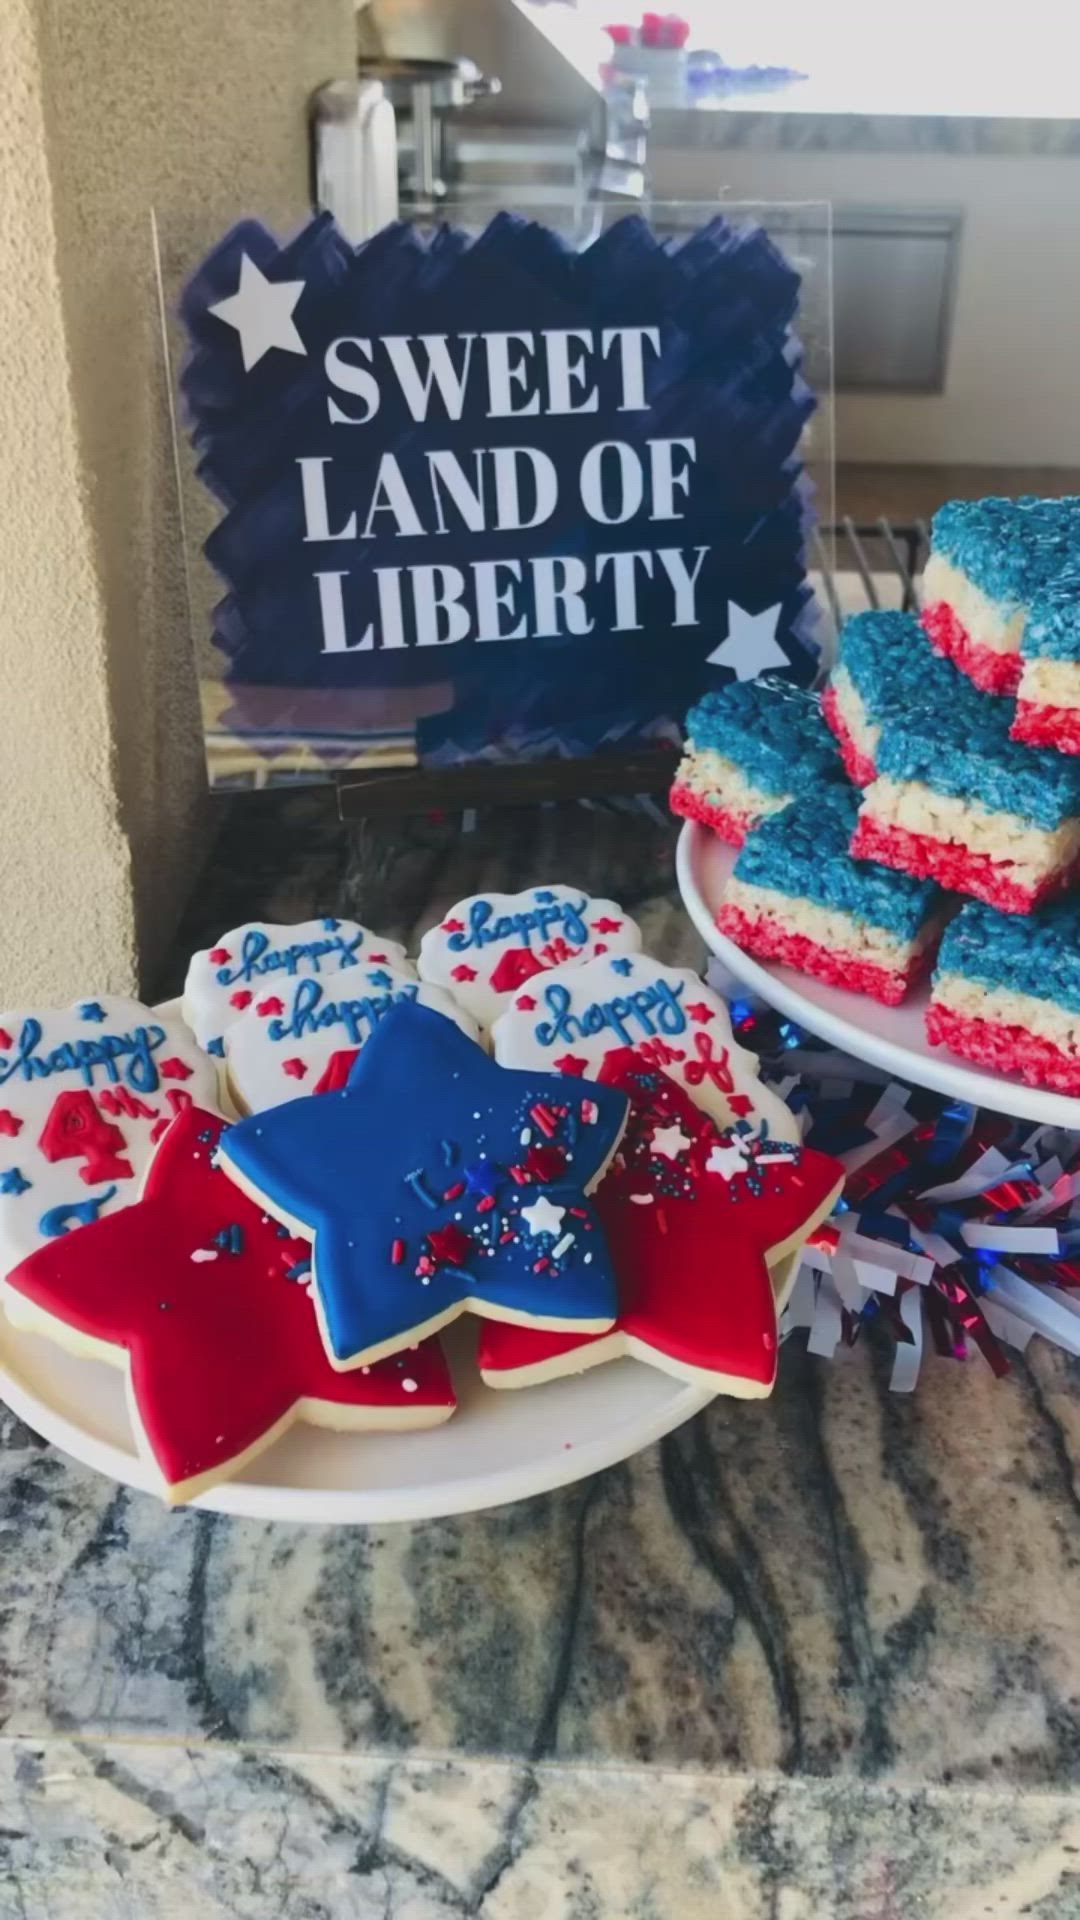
[0,999,712,1523]
[677,820,1080,1131]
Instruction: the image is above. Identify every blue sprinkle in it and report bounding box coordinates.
[78,1001,107,1023]
[610,958,634,977]
[406,1168,439,1209]
[441,1139,457,1166]
[213,1223,245,1255]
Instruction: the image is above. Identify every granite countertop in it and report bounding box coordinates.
[6,792,1080,1916]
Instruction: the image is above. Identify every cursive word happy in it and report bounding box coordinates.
[215,928,363,987]
[448,896,589,956]
[0,1020,167,1094]
[267,977,418,1047]
[535,978,686,1050]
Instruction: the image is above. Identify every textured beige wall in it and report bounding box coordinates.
[0,0,354,1004]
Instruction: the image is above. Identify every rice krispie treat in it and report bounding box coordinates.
[921,495,1079,696]
[717,783,944,1005]
[822,608,952,787]
[670,678,841,846]
[1011,564,1080,755]
[850,656,1080,914]
[927,896,1080,1095]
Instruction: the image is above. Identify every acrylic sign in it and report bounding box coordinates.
[178,210,818,784]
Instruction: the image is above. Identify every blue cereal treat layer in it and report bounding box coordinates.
[684,678,840,796]
[837,610,953,718]
[875,665,1080,830]
[937,896,1080,1015]
[733,783,939,939]
[931,496,1080,608]
[1023,564,1080,663]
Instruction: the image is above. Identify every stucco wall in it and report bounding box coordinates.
[0,0,354,1005]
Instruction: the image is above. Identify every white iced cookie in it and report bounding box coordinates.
[418,885,641,1031]
[183,918,411,1055]
[223,964,480,1112]
[0,995,220,1274]
[491,951,796,1143]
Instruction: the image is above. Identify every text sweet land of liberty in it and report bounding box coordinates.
[179,212,818,773]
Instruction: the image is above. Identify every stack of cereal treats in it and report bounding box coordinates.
[672,496,1080,1096]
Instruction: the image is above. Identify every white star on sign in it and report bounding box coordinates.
[650,1123,691,1161]
[209,253,308,372]
[705,602,787,680]
[705,1139,749,1181]
[520,1194,567,1239]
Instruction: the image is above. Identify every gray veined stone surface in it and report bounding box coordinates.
[3,795,1080,1916]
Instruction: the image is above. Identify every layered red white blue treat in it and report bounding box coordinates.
[921,496,1079,696]
[822,609,953,787]
[850,647,1080,914]
[717,783,944,1004]
[1012,565,1080,755]
[927,897,1080,1094]
[670,678,841,845]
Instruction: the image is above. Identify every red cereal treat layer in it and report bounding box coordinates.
[926,1000,1080,1095]
[1011,701,1080,756]
[850,813,1072,916]
[821,684,877,787]
[716,902,923,1005]
[669,782,753,846]
[921,602,1022,696]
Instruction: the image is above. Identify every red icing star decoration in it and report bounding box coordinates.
[208,948,231,965]
[515,994,538,1012]
[256,996,284,1017]
[441,918,465,934]
[450,964,478,983]
[686,1003,715,1025]
[0,1112,23,1138]
[479,1051,844,1396]
[3,1109,455,1502]
[592,918,623,935]
[282,1057,307,1080]
[553,1054,589,1076]
[230,990,253,1010]
[158,1058,193,1081]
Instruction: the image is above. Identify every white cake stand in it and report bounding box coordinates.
[677,820,1080,1131]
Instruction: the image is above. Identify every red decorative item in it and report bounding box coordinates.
[450,964,478,983]
[256,996,285,1017]
[592,918,623,935]
[441,919,465,934]
[208,948,231,965]
[525,1144,567,1183]
[515,994,538,1012]
[425,1222,474,1269]
[4,1107,455,1499]
[553,1053,589,1076]
[0,1112,23,1137]
[0,1031,13,1053]
[487,948,546,994]
[313,1049,360,1094]
[158,1058,194,1081]
[229,990,253,1010]
[685,1003,715,1025]
[37,1091,134,1186]
[282,1058,308,1080]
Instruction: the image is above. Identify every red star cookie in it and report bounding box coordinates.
[478,1051,844,1397]
[3,1108,456,1503]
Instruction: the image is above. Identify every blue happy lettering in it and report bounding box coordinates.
[534,979,685,1049]
[267,977,418,1046]
[448,894,589,954]
[216,928,364,987]
[0,1018,167,1093]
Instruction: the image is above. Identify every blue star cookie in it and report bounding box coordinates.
[217,1002,629,1368]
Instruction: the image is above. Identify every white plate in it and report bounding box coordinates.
[0,1000,712,1524]
[677,820,1080,1131]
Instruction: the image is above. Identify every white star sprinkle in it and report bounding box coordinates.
[650,1123,691,1161]
[209,253,307,371]
[705,601,787,680]
[705,1140,749,1181]
[520,1194,566,1239]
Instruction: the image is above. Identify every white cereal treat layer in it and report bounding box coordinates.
[861,776,1080,886]
[1018,657,1080,711]
[933,971,1080,1052]
[923,553,1025,656]
[677,746,787,820]
[723,876,918,966]
[831,666,880,759]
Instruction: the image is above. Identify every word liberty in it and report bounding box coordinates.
[535,978,686,1049]
[0,1020,167,1094]
[268,978,418,1046]
[447,895,589,955]
[215,928,363,987]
